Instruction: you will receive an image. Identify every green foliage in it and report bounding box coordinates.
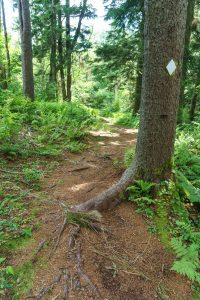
[23,168,43,187]
[113,112,140,128]
[65,141,87,153]
[0,190,31,248]
[66,210,102,229]
[0,259,35,298]
[176,170,200,203]
[124,147,135,168]
[171,238,200,283]
[175,122,200,188]
[0,260,15,296]
[127,180,156,218]
[0,97,97,158]
[127,180,155,197]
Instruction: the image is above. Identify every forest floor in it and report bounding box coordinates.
[5,120,193,300]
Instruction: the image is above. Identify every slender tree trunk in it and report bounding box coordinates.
[0,9,7,90]
[178,0,195,122]
[73,0,188,212]
[57,1,67,100]
[0,64,7,89]
[65,0,72,101]
[190,94,198,122]
[189,58,200,121]
[65,0,87,101]
[66,51,72,101]
[49,0,57,84]
[18,0,35,100]
[1,0,11,81]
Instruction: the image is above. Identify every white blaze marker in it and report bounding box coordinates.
[166,59,177,76]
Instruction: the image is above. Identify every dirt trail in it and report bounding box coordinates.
[11,123,192,300]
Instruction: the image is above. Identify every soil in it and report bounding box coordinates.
[9,123,192,300]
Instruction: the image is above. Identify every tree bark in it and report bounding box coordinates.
[66,52,72,101]
[134,51,143,114]
[65,0,71,101]
[189,58,200,121]
[178,0,195,123]
[58,0,67,100]
[65,0,87,101]
[18,0,35,100]
[49,0,57,87]
[1,0,11,81]
[134,15,144,114]
[73,0,188,212]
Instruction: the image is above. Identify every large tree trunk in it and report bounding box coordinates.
[73,0,188,213]
[58,0,67,101]
[133,15,144,114]
[134,51,143,114]
[178,0,195,123]
[18,0,35,100]
[1,0,11,82]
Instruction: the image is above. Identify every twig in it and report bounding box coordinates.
[120,269,151,281]
[35,274,62,300]
[68,166,90,172]
[32,240,47,263]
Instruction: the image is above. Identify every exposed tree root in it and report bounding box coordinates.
[69,226,101,297]
[29,273,62,300]
[73,161,136,212]
[49,218,68,258]
[63,270,70,300]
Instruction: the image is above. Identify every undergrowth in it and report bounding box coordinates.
[0,96,98,158]
[0,95,100,297]
[126,120,200,294]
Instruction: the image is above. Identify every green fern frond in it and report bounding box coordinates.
[171,259,200,283]
[171,238,200,283]
[171,238,188,258]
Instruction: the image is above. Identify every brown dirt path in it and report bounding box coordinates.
[11,123,192,300]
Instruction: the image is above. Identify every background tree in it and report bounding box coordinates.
[0,0,11,83]
[99,0,144,114]
[18,0,35,100]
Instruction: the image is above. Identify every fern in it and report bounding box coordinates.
[176,170,200,203]
[171,238,200,283]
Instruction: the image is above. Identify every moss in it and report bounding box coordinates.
[153,158,174,178]
[4,236,33,251]
[154,205,171,248]
[119,191,126,201]
[13,261,35,297]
